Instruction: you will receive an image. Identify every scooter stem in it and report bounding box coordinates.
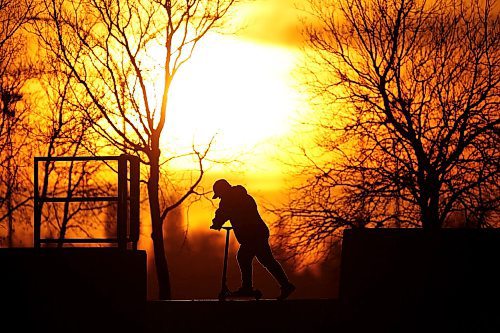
[220,226,233,292]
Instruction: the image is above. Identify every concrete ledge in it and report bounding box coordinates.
[1,248,146,332]
[146,299,339,333]
[339,228,500,331]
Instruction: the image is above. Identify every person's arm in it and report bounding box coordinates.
[210,206,229,230]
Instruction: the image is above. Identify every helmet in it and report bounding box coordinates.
[212,179,231,199]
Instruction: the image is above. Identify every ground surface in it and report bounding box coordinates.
[145,299,339,333]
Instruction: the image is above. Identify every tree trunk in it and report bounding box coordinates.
[57,202,70,248]
[7,190,13,248]
[148,148,171,299]
[58,160,75,248]
[421,203,440,229]
[420,177,441,230]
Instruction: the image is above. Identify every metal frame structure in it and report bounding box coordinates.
[33,155,140,250]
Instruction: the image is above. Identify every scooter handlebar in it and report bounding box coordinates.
[210,224,233,231]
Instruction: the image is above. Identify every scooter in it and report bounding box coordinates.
[214,226,262,301]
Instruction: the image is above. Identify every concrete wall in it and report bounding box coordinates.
[0,248,146,332]
[339,229,500,332]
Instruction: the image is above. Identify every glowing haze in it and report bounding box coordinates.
[164,33,301,160]
[153,0,308,230]
[153,1,308,172]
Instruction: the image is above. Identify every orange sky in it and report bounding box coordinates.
[163,0,308,158]
[3,0,335,299]
[129,1,334,287]
[157,0,312,232]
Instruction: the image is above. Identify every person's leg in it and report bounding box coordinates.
[237,244,256,290]
[255,240,293,289]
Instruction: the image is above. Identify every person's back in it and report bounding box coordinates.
[213,185,269,244]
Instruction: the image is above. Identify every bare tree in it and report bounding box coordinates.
[272,0,500,262]
[0,0,38,246]
[35,62,116,246]
[0,0,37,47]
[36,0,238,299]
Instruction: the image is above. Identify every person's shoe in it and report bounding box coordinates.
[277,283,296,300]
[232,287,256,297]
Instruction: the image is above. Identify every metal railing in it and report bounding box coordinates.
[33,154,140,250]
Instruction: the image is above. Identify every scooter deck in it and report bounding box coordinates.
[218,289,263,301]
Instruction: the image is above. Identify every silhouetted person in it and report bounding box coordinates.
[210,179,295,300]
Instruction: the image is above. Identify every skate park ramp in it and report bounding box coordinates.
[5,228,500,332]
[146,298,338,332]
[0,247,338,332]
[339,228,500,332]
[1,247,146,332]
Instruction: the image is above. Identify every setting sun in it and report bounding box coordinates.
[162,33,302,162]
